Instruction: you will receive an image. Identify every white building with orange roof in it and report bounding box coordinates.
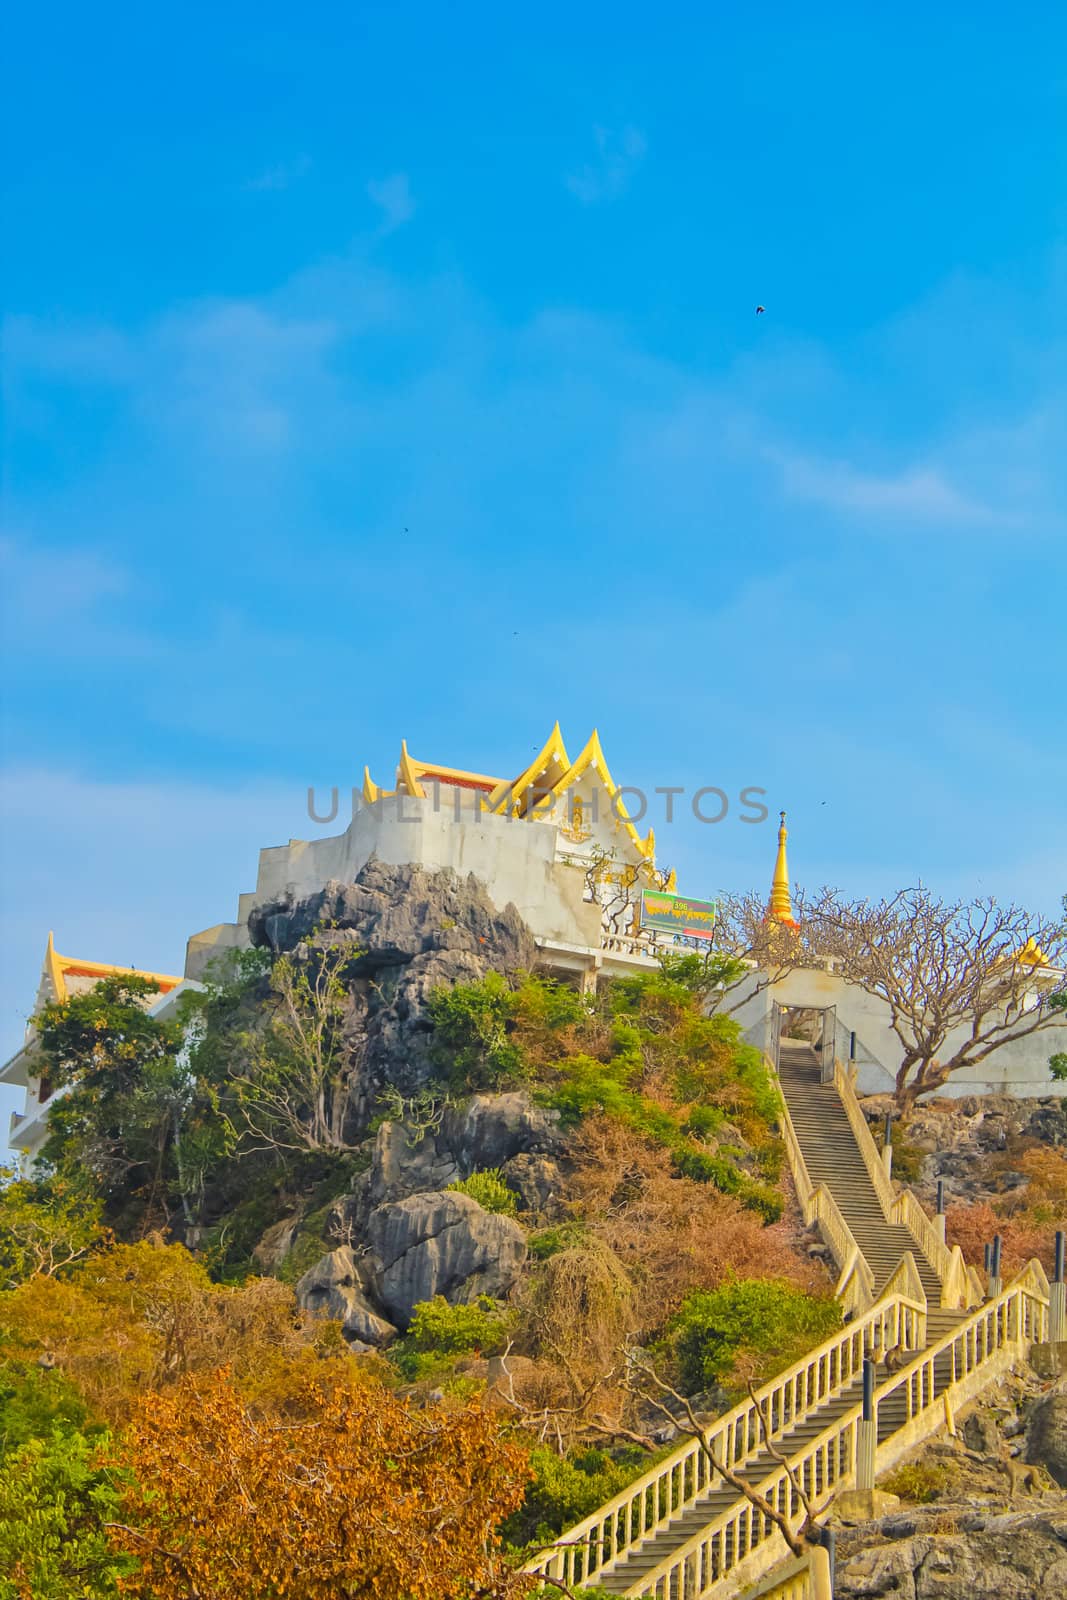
[0,933,189,1167]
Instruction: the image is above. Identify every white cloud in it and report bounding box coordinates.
[0,766,305,1059]
[367,173,415,235]
[0,535,129,622]
[768,448,1003,525]
[246,155,312,192]
[566,125,647,205]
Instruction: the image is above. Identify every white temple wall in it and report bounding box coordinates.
[732,968,1067,1099]
[186,797,604,980]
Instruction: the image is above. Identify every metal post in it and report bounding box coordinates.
[935,1179,946,1243]
[1051,1231,1066,1345]
[850,1030,857,1061]
[989,1234,1002,1300]
[882,1112,893,1180]
[855,1357,877,1491]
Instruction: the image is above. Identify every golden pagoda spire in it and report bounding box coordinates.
[767,811,798,929]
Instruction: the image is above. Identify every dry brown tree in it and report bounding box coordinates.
[708,889,824,1016]
[809,887,1067,1113]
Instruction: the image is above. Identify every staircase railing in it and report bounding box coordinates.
[521,1284,924,1590]
[774,1057,876,1313]
[738,1547,832,1600]
[625,1260,1049,1600]
[831,1061,983,1309]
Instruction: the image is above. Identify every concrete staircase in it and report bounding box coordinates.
[777,1042,942,1307]
[526,1040,1049,1599]
[588,1043,956,1595]
[590,1375,866,1594]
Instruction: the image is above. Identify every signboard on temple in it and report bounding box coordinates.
[639,888,717,941]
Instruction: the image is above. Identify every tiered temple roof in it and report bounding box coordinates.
[361,722,658,864]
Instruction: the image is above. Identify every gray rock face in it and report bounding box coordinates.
[247,861,537,1123]
[1027,1382,1067,1486]
[368,1191,527,1327]
[449,1093,562,1170]
[295,1246,398,1347]
[332,1091,563,1242]
[835,1509,1067,1597]
[500,1152,564,1216]
[860,1094,1067,1210]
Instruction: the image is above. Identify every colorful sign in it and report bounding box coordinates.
[639,889,717,941]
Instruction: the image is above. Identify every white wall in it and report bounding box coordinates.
[185,795,604,978]
[731,967,1067,1099]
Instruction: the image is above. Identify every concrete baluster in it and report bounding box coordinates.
[1051,1231,1066,1346]
[854,1357,877,1491]
[935,1178,947,1244]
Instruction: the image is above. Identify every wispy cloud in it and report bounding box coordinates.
[0,535,129,621]
[246,155,312,192]
[768,448,1003,526]
[367,173,415,235]
[565,125,647,205]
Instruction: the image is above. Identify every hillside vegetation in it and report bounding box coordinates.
[2,896,845,1597]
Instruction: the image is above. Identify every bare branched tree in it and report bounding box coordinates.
[809,888,1067,1112]
[710,889,823,1017]
[227,942,359,1153]
[626,1354,830,1557]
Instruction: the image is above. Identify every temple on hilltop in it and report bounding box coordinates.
[186,723,691,986]
[5,722,1067,1170]
[0,933,187,1166]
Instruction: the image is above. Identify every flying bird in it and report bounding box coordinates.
[755,305,766,316]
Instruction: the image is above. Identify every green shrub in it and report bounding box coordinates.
[738,1180,784,1224]
[426,973,526,1091]
[881,1460,949,1503]
[405,1295,516,1355]
[667,1279,842,1393]
[672,1147,742,1191]
[447,1168,518,1217]
[503,1444,649,1549]
[528,1222,591,1260]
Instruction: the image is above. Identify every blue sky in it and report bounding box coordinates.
[2,3,1066,1113]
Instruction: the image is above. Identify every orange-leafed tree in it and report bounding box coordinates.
[112,1366,533,1600]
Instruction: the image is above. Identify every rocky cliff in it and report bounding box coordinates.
[248,858,536,1123]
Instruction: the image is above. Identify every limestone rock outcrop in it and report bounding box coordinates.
[368,1191,527,1327]
[1027,1381,1067,1486]
[500,1152,564,1215]
[834,1509,1067,1597]
[247,861,536,1122]
[295,1246,398,1348]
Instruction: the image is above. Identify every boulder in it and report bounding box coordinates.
[446,1094,563,1169]
[252,1213,303,1274]
[1027,1381,1067,1486]
[500,1152,564,1215]
[295,1247,398,1347]
[962,1408,1004,1458]
[368,1191,527,1326]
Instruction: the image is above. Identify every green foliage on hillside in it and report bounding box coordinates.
[666,1279,843,1394]
[426,967,785,1218]
[0,1426,133,1600]
[503,1443,650,1547]
[0,1166,108,1290]
[448,1167,518,1215]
